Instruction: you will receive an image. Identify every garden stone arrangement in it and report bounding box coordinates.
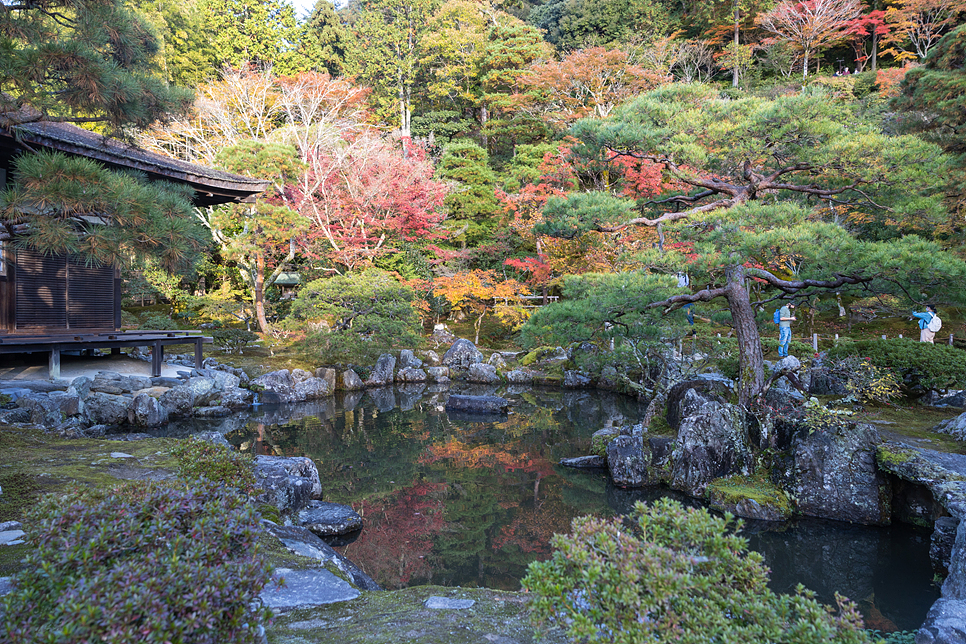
[5,337,966,642]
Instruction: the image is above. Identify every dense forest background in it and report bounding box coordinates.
[35,0,965,368]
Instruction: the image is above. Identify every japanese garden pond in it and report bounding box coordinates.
[155,384,939,633]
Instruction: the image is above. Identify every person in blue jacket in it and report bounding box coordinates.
[912,305,939,343]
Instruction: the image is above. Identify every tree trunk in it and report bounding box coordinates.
[803,49,809,80]
[254,253,270,334]
[732,2,740,88]
[723,264,764,408]
[871,31,878,72]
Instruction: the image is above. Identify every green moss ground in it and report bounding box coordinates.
[265,586,566,644]
[854,404,965,453]
[0,426,319,576]
[706,475,794,519]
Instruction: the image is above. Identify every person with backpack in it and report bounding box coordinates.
[776,303,796,357]
[912,305,942,343]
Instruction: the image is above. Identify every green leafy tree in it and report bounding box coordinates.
[528,0,673,50]
[0,0,203,268]
[299,0,354,76]
[211,140,308,333]
[523,498,871,644]
[136,0,220,87]
[287,268,422,364]
[351,0,440,135]
[437,140,501,246]
[535,84,964,407]
[476,18,553,156]
[894,25,966,164]
[198,0,308,74]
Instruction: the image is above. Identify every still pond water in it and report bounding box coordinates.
[164,384,938,632]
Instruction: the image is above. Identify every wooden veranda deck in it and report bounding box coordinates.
[0,331,212,379]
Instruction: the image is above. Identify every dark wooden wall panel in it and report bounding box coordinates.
[67,257,114,329]
[16,250,67,329]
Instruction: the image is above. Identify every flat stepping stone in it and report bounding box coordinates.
[260,568,359,611]
[560,455,606,469]
[0,530,26,545]
[424,596,475,609]
[110,452,134,459]
[0,521,21,532]
[298,502,362,537]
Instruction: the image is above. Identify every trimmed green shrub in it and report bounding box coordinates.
[523,498,870,644]
[0,482,273,643]
[828,339,966,392]
[172,437,258,496]
[287,269,421,364]
[212,328,258,354]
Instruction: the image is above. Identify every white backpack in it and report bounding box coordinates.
[927,314,943,333]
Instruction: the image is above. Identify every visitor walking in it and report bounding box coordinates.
[778,303,796,357]
[912,305,942,343]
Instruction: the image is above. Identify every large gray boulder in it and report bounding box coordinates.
[396,367,427,383]
[442,339,483,373]
[128,393,168,427]
[398,349,423,370]
[314,368,337,392]
[254,455,323,514]
[294,377,332,401]
[786,423,890,525]
[265,524,380,591]
[505,369,533,385]
[564,371,592,389]
[159,384,195,418]
[84,392,131,426]
[467,363,499,384]
[935,413,966,441]
[339,369,365,391]
[220,387,255,410]
[670,389,750,497]
[444,394,508,415]
[366,354,396,387]
[253,370,296,404]
[298,501,363,537]
[607,435,650,487]
[18,390,83,426]
[425,367,450,383]
[917,599,966,644]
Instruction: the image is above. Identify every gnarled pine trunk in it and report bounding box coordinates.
[723,264,765,408]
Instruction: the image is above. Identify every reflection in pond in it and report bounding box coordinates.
[162,385,938,632]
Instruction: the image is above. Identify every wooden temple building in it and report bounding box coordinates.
[0,121,268,377]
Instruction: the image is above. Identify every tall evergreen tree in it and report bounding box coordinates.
[0,0,205,269]
[299,0,353,76]
[0,0,193,128]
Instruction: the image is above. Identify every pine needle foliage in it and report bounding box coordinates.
[0,150,206,270]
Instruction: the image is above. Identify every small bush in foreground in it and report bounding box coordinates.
[0,482,272,644]
[523,498,870,644]
[172,436,259,495]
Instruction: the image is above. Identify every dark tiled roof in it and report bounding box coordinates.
[1,121,268,207]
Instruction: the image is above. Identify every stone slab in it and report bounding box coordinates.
[260,568,360,611]
[0,530,26,545]
[424,596,476,609]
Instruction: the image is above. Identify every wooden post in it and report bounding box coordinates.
[882,334,887,340]
[812,334,818,351]
[49,348,60,380]
[834,333,839,342]
[151,340,163,377]
[950,334,955,346]
[111,347,121,355]
[194,338,204,370]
